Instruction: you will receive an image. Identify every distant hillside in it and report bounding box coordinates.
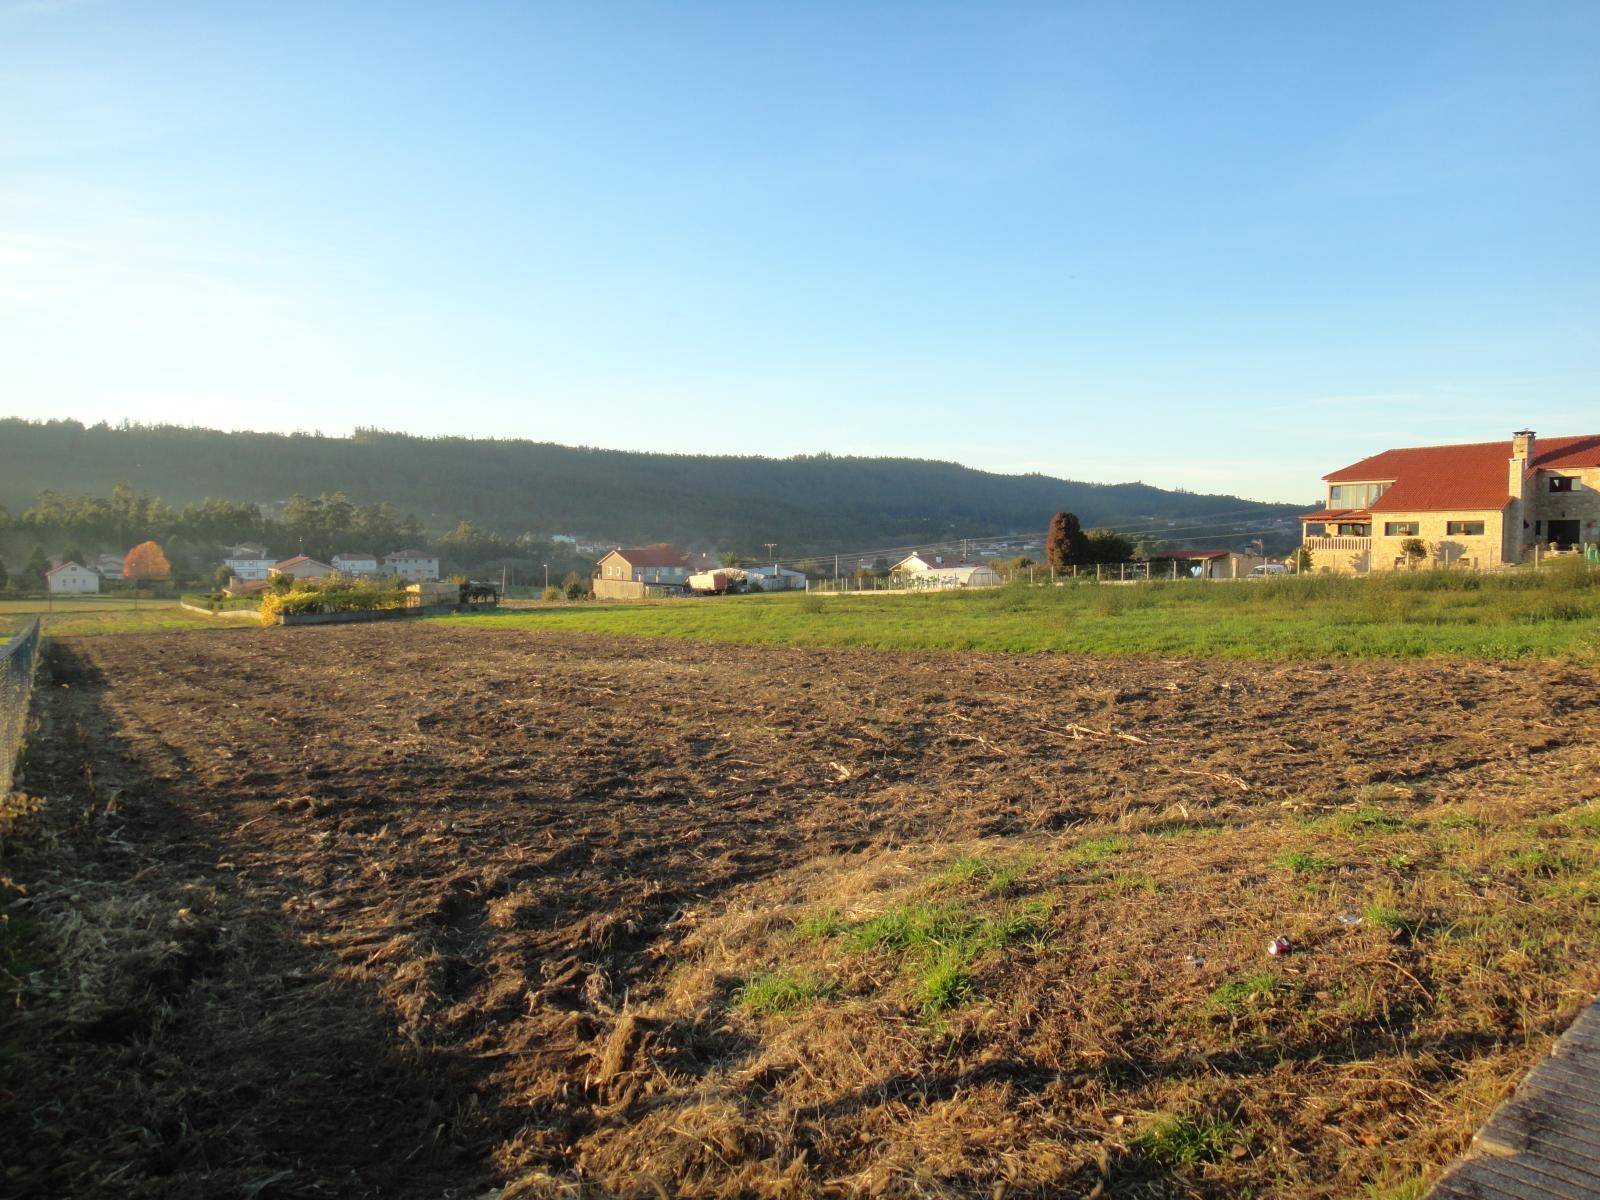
[0,419,1307,554]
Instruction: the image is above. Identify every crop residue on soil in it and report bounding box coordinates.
[3,624,1599,1198]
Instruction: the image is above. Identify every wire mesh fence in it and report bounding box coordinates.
[1,619,42,795]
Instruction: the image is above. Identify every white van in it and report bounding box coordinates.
[1249,563,1289,577]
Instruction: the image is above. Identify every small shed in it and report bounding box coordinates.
[1145,549,1264,580]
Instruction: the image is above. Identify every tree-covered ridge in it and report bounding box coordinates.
[0,418,1308,553]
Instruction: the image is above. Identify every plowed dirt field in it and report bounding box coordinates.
[4,624,1599,1198]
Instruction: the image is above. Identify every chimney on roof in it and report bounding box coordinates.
[1508,430,1536,550]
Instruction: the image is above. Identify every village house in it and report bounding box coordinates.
[94,553,125,580]
[384,549,440,582]
[889,553,1002,589]
[593,545,691,599]
[332,552,379,577]
[45,561,101,594]
[223,543,274,581]
[742,564,808,591]
[270,554,335,581]
[1302,430,1600,572]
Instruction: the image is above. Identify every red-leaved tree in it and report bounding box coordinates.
[124,541,172,582]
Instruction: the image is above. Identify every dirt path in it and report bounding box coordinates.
[3,625,1598,1197]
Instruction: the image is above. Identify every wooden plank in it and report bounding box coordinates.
[1517,1070,1600,1127]
[1529,1056,1600,1094]
[1474,1140,1600,1192]
[1433,1163,1546,1200]
[1430,995,1600,1199]
[1479,1101,1600,1160]
[1476,1133,1600,1187]
[1462,1156,1596,1200]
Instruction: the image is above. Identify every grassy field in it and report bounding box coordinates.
[438,562,1600,662]
[0,597,257,638]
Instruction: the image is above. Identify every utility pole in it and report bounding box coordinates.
[543,562,549,589]
[764,543,777,588]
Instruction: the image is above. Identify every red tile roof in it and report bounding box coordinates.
[600,545,688,568]
[1300,508,1370,523]
[1325,435,1600,513]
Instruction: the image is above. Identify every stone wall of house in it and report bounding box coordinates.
[1367,508,1508,570]
[1524,466,1600,553]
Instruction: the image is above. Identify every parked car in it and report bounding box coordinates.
[1249,563,1289,577]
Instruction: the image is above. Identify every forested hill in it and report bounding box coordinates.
[0,419,1307,552]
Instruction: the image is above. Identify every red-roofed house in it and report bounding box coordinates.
[270,555,335,581]
[593,545,691,599]
[1303,430,1600,571]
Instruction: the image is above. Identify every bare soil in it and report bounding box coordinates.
[3,625,1599,1198]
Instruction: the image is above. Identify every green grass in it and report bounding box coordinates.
[940,854,1026,892]
[792,909,845,940]
[1133,1111,1245,1168]
[734,970,834,1015]
[0,599,258,638]
[1330,806,1412,836]
[433,564,1600,661]
[1063,835,1126,865]
[828,899,1049,1015]
[1274,850,1338,874]
[1206,972,1283,1014]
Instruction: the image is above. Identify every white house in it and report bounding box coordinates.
[332,552,379,577]
[46,561,101,594]
[889,553,1001,590]
[223,543,274,581]
[94,553,125,580]
[742,564,808,591]
[385,549,440,582]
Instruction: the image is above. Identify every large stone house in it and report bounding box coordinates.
[1302,430,1600,572]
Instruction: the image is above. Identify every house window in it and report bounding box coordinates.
[1446,520,1485,536]
[1384,521,1419,537]
[1549,476,1577,493]
[1329,481,1390,508]
[1336,523,1370,537]
[1303,523,1326,537]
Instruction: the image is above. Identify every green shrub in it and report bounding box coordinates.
[259,577,411,623]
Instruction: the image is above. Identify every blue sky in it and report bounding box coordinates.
[3,1,1597,502]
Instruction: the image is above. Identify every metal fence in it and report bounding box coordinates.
[1,619,42,795]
